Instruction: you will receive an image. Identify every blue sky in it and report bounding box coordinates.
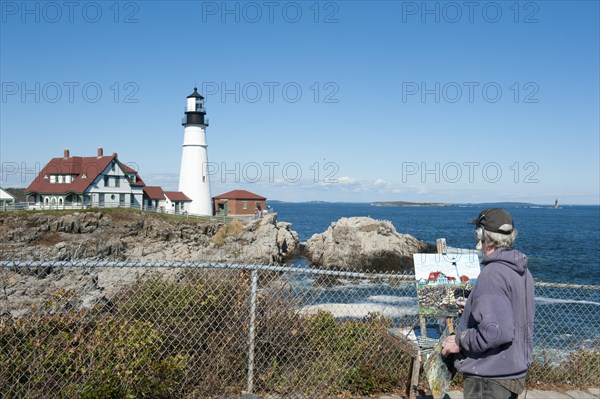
[1,1,599,204]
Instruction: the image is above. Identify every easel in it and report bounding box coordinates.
[386,239,455,399]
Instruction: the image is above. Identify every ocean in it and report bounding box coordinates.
[270,202,600,285]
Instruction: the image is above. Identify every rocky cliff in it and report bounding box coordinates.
[0,209,299,264]
[304,217,436,272]
[0,210,300,317]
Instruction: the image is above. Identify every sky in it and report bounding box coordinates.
[1,0,599,204]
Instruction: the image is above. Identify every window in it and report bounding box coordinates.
[50,175,57,184]
[119,194,125,204]
[98,194,105,205]
[58,175,64,183]
[115,177,120,187]
[110,194,116,200]
[104,176,110,187]
[242,201,248,210]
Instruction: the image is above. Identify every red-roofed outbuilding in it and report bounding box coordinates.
[213,190,266,217]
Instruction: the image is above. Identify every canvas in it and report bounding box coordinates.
[413,251,481,317]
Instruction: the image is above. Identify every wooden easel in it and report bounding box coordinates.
[386,239,455,399]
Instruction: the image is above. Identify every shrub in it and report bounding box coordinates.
[527,349,600,389]
[0,312,187,399]
[253,309,411,396]
[115,271,251,397]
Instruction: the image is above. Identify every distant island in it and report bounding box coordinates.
[371,201,453,207]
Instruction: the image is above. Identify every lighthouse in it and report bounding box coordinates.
[178,87,212,216]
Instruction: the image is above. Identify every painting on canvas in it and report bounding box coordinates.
[413,251,481,317]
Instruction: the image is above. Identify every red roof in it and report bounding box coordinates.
[164,191,191,201]
[213,190,266,200]
[428,271,442,281]
[143,186,165,200]
[26,154,145,194]
[460,275,470,283]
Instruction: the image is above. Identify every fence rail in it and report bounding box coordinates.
[0,261,598,398]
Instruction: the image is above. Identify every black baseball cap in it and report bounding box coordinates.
[468,208,514,234]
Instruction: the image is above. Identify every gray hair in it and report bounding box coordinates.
[482,227,518,249]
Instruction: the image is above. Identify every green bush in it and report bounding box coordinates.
[116,272,250,397]
[0,313,187,399]
[253,310,411,396]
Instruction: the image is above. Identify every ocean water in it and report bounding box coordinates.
[270,202,600,285]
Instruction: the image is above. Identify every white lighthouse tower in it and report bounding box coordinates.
[178,87,212,216]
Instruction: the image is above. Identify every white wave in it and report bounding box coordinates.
[299,303,418,318]
[367,295,418,305]
[535,296,600,306]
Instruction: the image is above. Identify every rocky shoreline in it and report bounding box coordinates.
[0,209,299,264]
[0,209,434,317]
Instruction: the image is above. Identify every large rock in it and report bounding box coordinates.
[0,210,300,318]
[305,217,435,272]
[0,210,299,265]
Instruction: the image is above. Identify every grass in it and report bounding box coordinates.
[212,219,245,245]
[4,206,237,226]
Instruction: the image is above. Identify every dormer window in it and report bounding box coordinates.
[44,174,49,180]
[50,175,57,183]
[81,174,87,180]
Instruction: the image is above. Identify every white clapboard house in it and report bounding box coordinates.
[25,148,191,213]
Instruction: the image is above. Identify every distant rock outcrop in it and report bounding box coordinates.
[304,217,436,272]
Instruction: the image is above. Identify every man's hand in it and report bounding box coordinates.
[442,334,460,356]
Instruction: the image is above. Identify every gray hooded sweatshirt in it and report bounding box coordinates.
[454,247,535,379]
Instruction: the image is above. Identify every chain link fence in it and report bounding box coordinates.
[1,261,598,398]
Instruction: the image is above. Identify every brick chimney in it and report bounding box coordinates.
[97,147,103,158]
[64,149,70,159]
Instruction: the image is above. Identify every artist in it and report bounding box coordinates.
[442,208,535,399]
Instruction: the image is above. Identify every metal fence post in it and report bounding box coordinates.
[246,269,258,394]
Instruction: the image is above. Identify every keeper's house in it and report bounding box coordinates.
[213,190,266,217]
[25,148,191,213]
